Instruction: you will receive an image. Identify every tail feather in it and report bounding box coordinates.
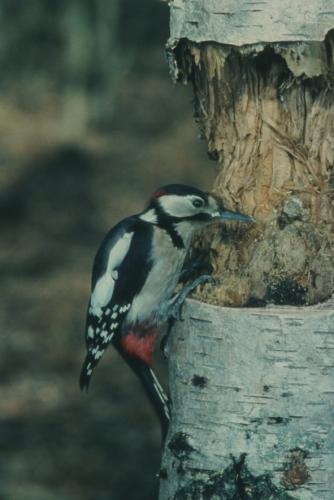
[141,364,170,441]
[149,367,170,420]
[80,343,170,440]
[117,349,170,440]
[79,353,97,391]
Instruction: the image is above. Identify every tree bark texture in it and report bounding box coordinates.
[159,299,334,500]
[161,2,334,499]
[167,2,334,307]
[169,0,334,46]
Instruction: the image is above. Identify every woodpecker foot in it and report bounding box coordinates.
[179,258,208,283]
[169,274,214,321]
[161,275,214,358]
[160,317,175,359]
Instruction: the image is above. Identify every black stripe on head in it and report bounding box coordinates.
[163,223,185,249]
[152,202,185,249]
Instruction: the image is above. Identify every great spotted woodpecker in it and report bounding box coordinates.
[79,184,253,439]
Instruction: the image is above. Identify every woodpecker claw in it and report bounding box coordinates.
[160,332,169,359]
[179,258,209,283]
[160,317,175,359]
[169,274,214,322]
[170,305,184,322]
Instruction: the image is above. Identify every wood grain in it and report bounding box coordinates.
[171,36,334,306]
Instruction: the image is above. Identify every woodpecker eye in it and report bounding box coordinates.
[192,198,204,208]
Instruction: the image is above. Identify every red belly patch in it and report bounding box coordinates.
[121,328,158,365]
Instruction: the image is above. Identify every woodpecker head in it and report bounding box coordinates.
[143,184,254,230]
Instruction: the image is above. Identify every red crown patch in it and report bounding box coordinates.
[153,189,167,199]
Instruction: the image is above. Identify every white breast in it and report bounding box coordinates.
[126,227,187,326]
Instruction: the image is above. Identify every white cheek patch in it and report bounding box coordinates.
[90,232,133,316]
[159,195,197,218]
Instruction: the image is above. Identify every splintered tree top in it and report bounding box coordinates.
[170,0,334,45]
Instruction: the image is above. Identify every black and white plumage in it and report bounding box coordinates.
[79,184,253,439]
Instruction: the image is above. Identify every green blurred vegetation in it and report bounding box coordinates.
[0,2,214,499]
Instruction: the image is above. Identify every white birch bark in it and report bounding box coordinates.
[169,0,334,46]
[159,299,334,499]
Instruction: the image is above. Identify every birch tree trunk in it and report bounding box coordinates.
[160,1,334,498]
[160,299,334,499]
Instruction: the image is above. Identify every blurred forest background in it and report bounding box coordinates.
[0,1,215,499]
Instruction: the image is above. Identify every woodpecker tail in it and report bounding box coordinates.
[136,362,170,442]
[118,351,170,441]
[79,352,100,391]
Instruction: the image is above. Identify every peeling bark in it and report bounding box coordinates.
[169,0,334,46]
[159,299,334,499]
[171,34,334,306]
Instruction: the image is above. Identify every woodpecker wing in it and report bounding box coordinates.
[80,216,153,389]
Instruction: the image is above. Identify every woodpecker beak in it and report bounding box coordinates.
[213,208,255,223]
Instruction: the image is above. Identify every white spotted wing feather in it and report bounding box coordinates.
[80,227,134,389]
